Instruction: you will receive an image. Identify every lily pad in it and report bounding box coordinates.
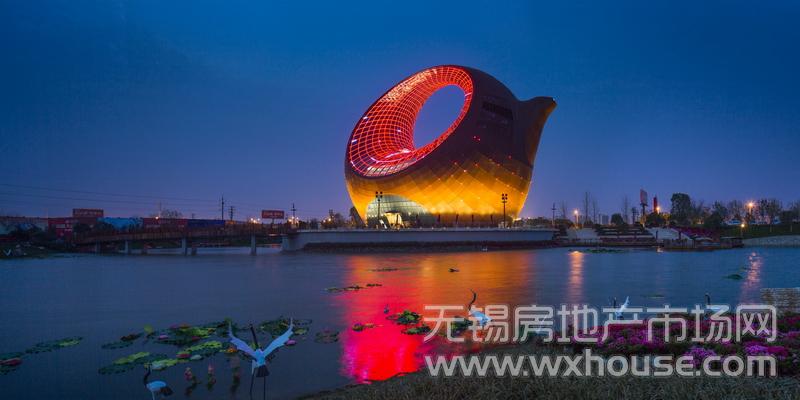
[183,340,223,357]
[314,330,340,344]
[120,333,142,342]
[113,352,151,365]
[26,337,83,354]
[352,323,375,332]
[101,340,133,350]
[150,358,180,371]
[0,354,23,374]
[390,310,422,325]
[402,325,431,335]
[99,363,136,375]
[260,317,293,337]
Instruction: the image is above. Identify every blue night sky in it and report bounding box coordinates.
[1,1,799,220]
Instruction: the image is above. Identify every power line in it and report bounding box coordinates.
[0,183,216,203]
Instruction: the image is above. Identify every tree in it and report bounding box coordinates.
[712,201,729,221]
[670,193,692,226]
[727,200,744,221]
[764,198,782,229]
[780,210,797,226]
[645,212,666,227]
[703,211,725,230]
[611,213,625,227]
[690,199,707,225]
[757,199,769,224]
[559,201,568,220]
[791,201,800,218]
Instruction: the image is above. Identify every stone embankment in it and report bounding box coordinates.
[744,235,800,247]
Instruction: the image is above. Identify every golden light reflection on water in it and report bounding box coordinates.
[739,251,763,303]
[567,250,585,304]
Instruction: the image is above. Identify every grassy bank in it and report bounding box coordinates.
[721,223,800,239]
[305,344,800,400]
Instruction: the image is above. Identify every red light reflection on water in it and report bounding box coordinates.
[332,253,533,382]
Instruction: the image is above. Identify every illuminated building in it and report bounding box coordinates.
[344,65,555,226]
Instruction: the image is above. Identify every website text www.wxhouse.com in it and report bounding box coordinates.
[425,349,776,378]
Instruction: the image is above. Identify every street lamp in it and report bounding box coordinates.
[747,201,755,223]
[501,193,508,228]
[740,222,746,237]
[573,209,580,227]
[374,191,383,229]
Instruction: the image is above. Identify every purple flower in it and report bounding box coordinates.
[684,346,718,368]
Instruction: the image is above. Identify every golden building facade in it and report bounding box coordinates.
[344,65,555,226]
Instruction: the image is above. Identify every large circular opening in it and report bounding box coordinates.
[346,66,473,177]
[412,85,466,148]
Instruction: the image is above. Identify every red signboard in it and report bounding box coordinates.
[73,208,104,218]
[261,210,285,219]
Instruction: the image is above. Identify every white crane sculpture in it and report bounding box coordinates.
[228,320,293,399]
[143,364,173,400]
[614,296,629,320]
[467,290,491,327]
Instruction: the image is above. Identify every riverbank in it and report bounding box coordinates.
[744,235,800,247]
[304,344,800,400]
[0,242,58,259]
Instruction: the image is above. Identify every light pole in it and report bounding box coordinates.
[374,191,383,229]
[574,209,580,228]
[747,201,755,223]
[740,222,746,238]
[501,193,508,228]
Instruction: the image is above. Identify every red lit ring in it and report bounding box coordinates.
[346,66,473,177]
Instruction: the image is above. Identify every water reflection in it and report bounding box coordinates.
[567,250,585,304]
[739,251,764,303]
[334,251,540,382]
[1,247,796,398]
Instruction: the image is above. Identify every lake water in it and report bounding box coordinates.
[1,246,798,399]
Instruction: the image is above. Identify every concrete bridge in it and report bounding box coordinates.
[75,225,283,255]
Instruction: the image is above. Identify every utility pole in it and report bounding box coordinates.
[551,203,556,228]
[501,193,508,228]
[229,206,234,221]
[374,191,383,228]
[291,203,297,227]
[220,196,225,220]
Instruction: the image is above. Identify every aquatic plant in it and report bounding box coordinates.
[25,337,83,354]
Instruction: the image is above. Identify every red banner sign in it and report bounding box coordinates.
[261,210,285,219]
[72,208,104,218]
